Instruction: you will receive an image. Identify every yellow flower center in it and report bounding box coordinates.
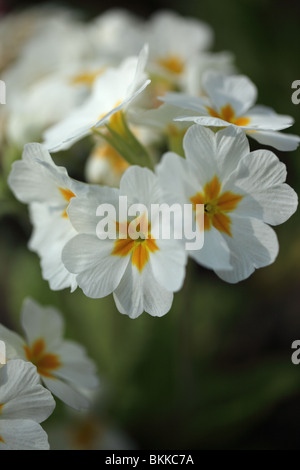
[24,338,61,379]
[206,103,250,127]
[190,174,243,237]
[111,215,159,272]
[158,55,185,75]
[70,68,105,87]
[58,187,76,218]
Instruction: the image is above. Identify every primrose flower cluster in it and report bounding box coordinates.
[0,298,99,449]
[0,6,299,449]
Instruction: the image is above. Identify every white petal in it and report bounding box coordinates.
[62,234,129,298]
[190,227,232,271]
[0,324,26,359]
[202,71,257,116]
[28,203,78,292]
[8,142,86,207]
[216,216,279,283]
[120,165,162,207]
[233,150,298,225]
[22,142,56,166]
[53,340,99,389]
[183,125,250,187]
[247,129,300,151]
[160,91,209,114]
[183,125,218,185]
[134,102,192,131]
[246,109,294,131]
[8,145,65,204]
[0,360,55,423]
[0,419,50,450]
[42,376,90,411]
[156,151,199,205]
[43,100,98,152]
[39,249,78,292]
[66,184,119,234]
[113,262,173,318]
[148,10,213,56]
[127,44,149,96]
[150,239,187,292]
[176,115,232,127]
[21,297,64,349]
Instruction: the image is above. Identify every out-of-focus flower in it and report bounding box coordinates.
[1,6,99,147]
[0,359,55,450]
[85,142,130,187]
[146,10,213,87]
[7,143,89,291]
[0,5,82,73]
[62,166,187,318]
[157,125,298,282]
[46,410,137,450]
[87,8,144,61]
[0,298,100,410]
[43,45,150,153]
[161,71,300,151]
[4,59,110,147]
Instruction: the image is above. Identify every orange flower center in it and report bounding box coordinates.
[206,103,250,127]
[58,187,76,218]
[111,215,159,272]
[190,175,243,237]
[24,338,61,379]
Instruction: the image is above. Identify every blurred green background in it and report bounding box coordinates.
[1,0,300,450]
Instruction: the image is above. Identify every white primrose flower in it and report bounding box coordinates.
[156,125,298,283]
[0,298,100,411]
[145,10,213,86]
[62,166,187,319]
[161,70,300,151]
[3,11,91,95]
[43,45,151,153]
[7,143,89,291]
[0,359,55,450]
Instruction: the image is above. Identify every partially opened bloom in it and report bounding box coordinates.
[156,125,298,282]
[0,359,55,450]
[0,298,99,410]
[62,166,187,318]
[161,71,300,151]
[84,142,130,187]
[8,143,89,291]
[43,45,150,152]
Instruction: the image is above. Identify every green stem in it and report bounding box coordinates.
[93,114,154,170]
